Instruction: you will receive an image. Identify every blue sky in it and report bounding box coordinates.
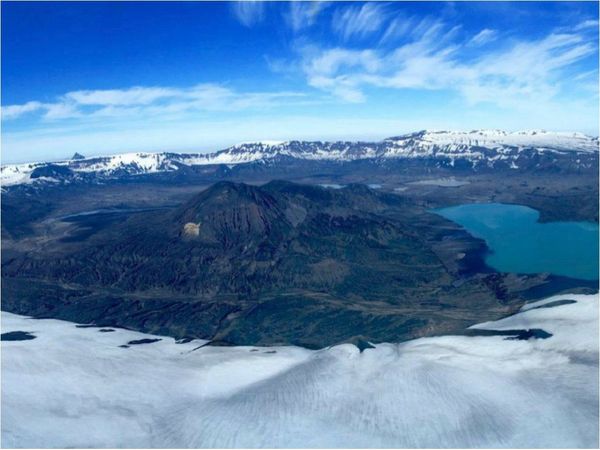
[2,1,598,163]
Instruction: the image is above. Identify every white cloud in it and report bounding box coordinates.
[2,84,307,122]
[574,19,599,31]
[1,101,44,119]
[469,29,497,46]
[65,86,178,106]
[301,47,381,102]
[379,17,414,45]
[305,48,381,76]
[231,1,265,27]
[332,3,389,41]
[286,2,329,32]
[44,102,82,120]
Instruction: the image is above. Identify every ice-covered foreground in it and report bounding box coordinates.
[2,293,598,448]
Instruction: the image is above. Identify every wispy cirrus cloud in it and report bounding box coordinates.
[574,19,599,31]
[234,2,330,32]
[298,18,598,109]
[468,28,497,46]
[300,47,381,102]
[332,3,389,41]
[231,1,265,27]
[64,86,178,106]
[285,1,330,32]
[2,84,307,122]
[379,16,416,45]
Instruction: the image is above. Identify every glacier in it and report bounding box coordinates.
[1,292,598,448]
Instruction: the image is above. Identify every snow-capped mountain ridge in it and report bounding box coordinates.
[384,129,598,152]
[2,130,597,187]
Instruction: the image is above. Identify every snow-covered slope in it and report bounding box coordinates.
[0,163,44,186]
[2,130,597,187]
[2,293,597,447]
[69,152,179,174]
[385,130,599,154]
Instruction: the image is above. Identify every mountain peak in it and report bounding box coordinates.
[71,152,86,160]
[174,181,286,246]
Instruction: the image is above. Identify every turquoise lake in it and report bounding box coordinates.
[436,203,599,281]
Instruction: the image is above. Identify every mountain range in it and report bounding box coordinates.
[2,130,598,188]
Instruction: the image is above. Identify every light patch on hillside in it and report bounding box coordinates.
[182,222,200,237]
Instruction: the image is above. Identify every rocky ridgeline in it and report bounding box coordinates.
[2,130,598,188]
